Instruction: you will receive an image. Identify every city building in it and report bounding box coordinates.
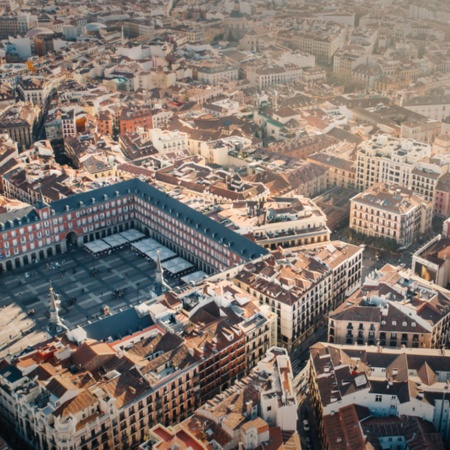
[350,183,433,247]
[329,263,450,348]
[193,63,238,86]
[0,102,40,151]
[17,76,59,108]
[119,108,153,135]
[309,343,450,448]
[277,21,346,65]
[210,196,331,250]
[233,242,362,350]
[0,178,268,273]
[356,135,432,192]
[0,276,278,450]
[140,347,300,450]
[412,234,450,288]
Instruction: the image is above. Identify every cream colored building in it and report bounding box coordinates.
[350,183,433,246]
[329,264,450,348]
[216,196,331,250]
[150,128,188,153]
[356,134,431,192]
[234,242,363,350]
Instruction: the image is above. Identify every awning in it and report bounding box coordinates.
[120,229,146,242]
[102,234,129,248]
[84,240,111,255]
[181,271,208,284]
[161,257,194,275]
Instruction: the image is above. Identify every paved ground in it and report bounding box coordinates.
[0,246,183,358]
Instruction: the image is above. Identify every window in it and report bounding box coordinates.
[412,322,416,327]
[392,321,396,325]
[375,395,382,402]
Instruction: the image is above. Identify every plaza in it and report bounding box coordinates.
[0,244,182,358]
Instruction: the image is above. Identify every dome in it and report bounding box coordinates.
[26,27,54,38]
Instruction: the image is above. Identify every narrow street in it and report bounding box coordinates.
[289,325,327,449]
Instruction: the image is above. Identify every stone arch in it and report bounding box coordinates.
[23,255,29,265]
[66,231,78,247]
[47,247,53,258]
[15,257,21,268]
[6,260,13,271]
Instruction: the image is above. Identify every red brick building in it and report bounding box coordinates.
[0,179,268,273]
[119,108,153,135]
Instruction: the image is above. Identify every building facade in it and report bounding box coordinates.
[0,178,268,273]
[329,264,450,349]
[350,183,433,246]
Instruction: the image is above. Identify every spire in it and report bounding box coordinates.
[36,184,49,209]
[155,250,163,285]
[47,282,68,336]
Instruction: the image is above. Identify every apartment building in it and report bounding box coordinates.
[193,64,238,86]
[233,242,362,350]
[412,234,450,287]
[277,22,346,65]
[329,263,450,349]
[155,163,268,205]
[350,183,433,246]
[322,405,443,450]
[0,178,268,273]
[150,128,188,153]
[119,108,153,135]
[356,134,431,192]
[0,102,40,151]
[253,63,302,90]
[213,196,331,250]
[403,94,450,121]
[61,110,77,138]
[307,152,357,189]
[0,328,200,450]
[357,135,450,212]
[140,347,300,450]
[300,241,363,310]
[17,76,60,108]
[309,344,450,448]
[0,278,277,450]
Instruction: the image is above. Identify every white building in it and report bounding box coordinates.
[150,128,188,153]
[356,134,432,192]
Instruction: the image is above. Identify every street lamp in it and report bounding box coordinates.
[136,282,140,303]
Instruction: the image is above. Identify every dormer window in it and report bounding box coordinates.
[392,321,397,326]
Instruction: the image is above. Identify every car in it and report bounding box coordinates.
[303,419,310,432]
